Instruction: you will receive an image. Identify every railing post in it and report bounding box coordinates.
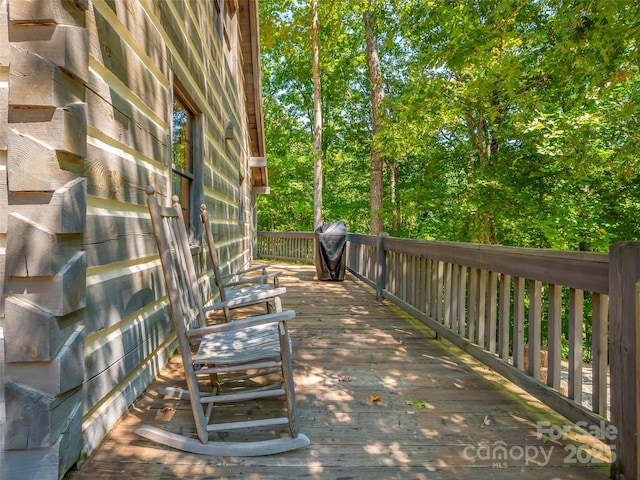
[609,241,640,480]
[376,232,388,301]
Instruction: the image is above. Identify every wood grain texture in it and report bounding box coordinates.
[2,448,60,480]
[5,250,86,316]
[0,177,86,233]
[88,6,168,118]
[7,127,80,192]
[7,0,87,26]
[5,381,82,449]
[4,295,82,362]
[6,326,84,397]
[86,69,167,163]
[0,3,9,66]
[4,211,72,276]
[86,143,167,205]
[9,103,87,157]
[9,24,88,83]
[0,69,7,149]
[85,259,166,334]
[94,0,170,81]
[9,43,84,107]
[83,305,174,412]
[608,242,640,480]
[2,401,83,480]
[83,204,157,268]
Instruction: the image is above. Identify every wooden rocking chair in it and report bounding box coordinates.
[135,187,309,455]
[200,204,283,322]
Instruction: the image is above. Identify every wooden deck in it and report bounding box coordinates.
[66,263,611,479]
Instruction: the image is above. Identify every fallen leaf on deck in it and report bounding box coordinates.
[339,376,353,382]
[406,400,430,410]
[481,415,491,427]
[369,395,382,403]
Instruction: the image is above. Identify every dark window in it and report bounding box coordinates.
[172,96,194,228]
[171,83,204,246]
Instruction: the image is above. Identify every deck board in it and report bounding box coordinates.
[65,263,611,479]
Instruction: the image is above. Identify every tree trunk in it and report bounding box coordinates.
[388,159,398,231]
[312,0,323,229]
[364,5,384,235]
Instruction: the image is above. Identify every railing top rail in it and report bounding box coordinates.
[383,237,608,294]
[343,234,608,294]
[384,236,607,261]
[257,231,314,239]
[259,231,609,293]
[346,233,377,247]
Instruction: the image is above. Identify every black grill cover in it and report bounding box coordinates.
[314,221,347,281]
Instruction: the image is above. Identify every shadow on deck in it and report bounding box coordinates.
[67,263,611,479]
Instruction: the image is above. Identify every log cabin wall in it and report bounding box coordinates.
[0,0,8,469]
[3,0,89,478]
[1,0,265,478]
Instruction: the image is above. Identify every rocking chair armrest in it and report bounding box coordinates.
[223,272,281,288]
[221,264,273,281]
[186,309,296,337]
[203,286,287,313]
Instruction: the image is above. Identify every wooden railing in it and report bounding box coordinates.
[257,231,640,479]
[256,231,314,262]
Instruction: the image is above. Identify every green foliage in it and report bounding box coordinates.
[258,0,640,251]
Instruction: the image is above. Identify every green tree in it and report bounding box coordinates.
[259,0,640,251]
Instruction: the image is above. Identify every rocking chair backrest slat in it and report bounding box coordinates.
[200,204,227,303]
[147,189,208,337]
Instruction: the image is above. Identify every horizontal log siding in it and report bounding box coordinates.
[81,0,253,458]
[0,8,7,456]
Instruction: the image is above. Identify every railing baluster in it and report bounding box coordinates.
[408,254,416,305]
[499,273,511,360]
[547,284,562,391]
[469,267,478,343]
[568,288,584,403]
[477,269,487,348]
[452,264,460,332]
[376,233,387,301]
[609,242,640,479]
[424,258,432,316]
[436,261,444,324]
[487,271,497,353]
[513,277,525,370]
[458,266,467,337]
[591,292,609,417]
[419,256,427,314]
[445,263,453,329]
[528,280,542,379]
